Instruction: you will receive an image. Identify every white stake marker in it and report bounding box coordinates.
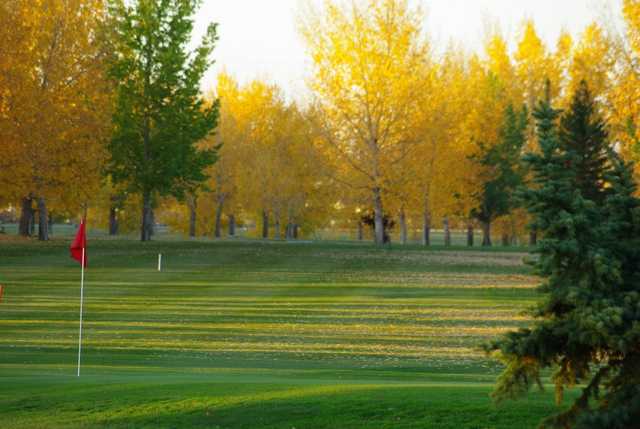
[158,253,162,272]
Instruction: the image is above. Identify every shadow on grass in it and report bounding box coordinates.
[58,384,565,429]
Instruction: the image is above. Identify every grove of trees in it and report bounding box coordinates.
[1,0,640,247]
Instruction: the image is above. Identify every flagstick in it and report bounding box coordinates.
[77,247,85,377]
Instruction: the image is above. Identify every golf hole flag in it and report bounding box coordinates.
[70,220,87,267]
[71,219,87,376]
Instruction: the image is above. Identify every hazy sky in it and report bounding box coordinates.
[194,0,621,99]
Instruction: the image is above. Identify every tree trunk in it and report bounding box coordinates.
[262,210,269,239]
[529,228,537,246]
[214,195,225,238]
[18,197,34,237]
[510,218,518,246]
[422,214,431,246]
[399,207,407,245]
[293,224,299,239]
[373,187,384,245]
[188,196,197,238]
[481,221,492,247]
[141,67,152,241]
[501,233,510,247]
[37,196,49,241]
[149,207,155,236]
[357,221,363,241]
[422,197,431,246]
[109,206,118,236]
[467,223,474,247]
[274,209,281,240]
[228,214,235,237]
[141,190,153,241]
[443,217,451,247]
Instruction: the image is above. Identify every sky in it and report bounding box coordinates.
[194,0,623,100]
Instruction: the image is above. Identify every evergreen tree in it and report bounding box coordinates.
[471,104,528,246]
[106,0,220,241]
[559,81,610,203]
[488,82,640,428]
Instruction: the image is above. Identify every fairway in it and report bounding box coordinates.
[0,240,570,428]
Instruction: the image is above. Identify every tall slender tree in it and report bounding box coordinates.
[559,81,609,203]
[471,105,528,246]
[299,0,430,245]
[106,0,219,241]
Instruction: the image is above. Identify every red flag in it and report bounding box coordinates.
[70,220,87,267]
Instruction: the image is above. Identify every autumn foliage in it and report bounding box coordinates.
[1,0,640,246]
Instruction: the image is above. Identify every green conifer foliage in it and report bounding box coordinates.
[471,104,528,246]
[559,81,610,204]
[489,81,640,428]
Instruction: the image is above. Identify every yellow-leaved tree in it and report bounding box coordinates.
[299,0,429,244]
[205,72,244,238]
[566,23,614,105]
[403,47,477,246]
[610,0,640,178]
[0,0,111,240]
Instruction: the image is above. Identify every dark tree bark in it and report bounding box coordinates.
[228,214,235,237]
[399,207,407,245]
[293,224,299,239]
[357,221,364,241]
[274,209,281,240]
[37,196,49,241]
[481,221,492,247]
[140,93,152,242]
[529,228,537,246]
[285,208,293,240]
[262,210,269,239]
[188,196,197,238]
[109,205,119,236]
[149,206,155,236]
[109,194,125,236]
[141,190,153,241]
[19,197,34,237]
[467,223,474,247]
[443,217,451,246]
[422,196,431,246]
[373,187,384,245]
[213,195,225,238]
[422,213,431,246]
[501,233,510,247]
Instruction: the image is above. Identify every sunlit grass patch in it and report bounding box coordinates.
[0,239,557,428]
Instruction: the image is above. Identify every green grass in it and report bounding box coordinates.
[0,238,569,428]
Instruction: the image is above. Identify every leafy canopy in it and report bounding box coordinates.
[106,0,220,200]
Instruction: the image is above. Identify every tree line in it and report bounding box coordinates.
[1,0,640,245]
